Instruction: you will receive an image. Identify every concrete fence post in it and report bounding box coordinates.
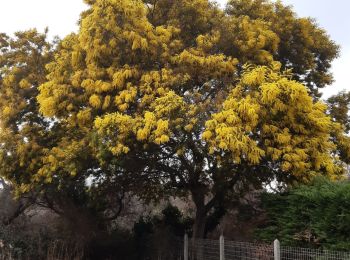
[184,233,188,260]
[220,235,225,260]
[274,239,280,260]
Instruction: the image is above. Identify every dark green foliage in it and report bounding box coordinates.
[162,204,193,235]
[133,204,193,237]
[256,177,350,250]
[205,205,226,236]
[327,91,350,132]
[133,204,193,259]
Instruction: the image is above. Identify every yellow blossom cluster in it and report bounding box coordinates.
[203,65,344,178]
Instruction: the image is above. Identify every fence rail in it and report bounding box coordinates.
[163,235,350,260]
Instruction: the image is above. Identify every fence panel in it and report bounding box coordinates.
[186,238,274,260]
[152,237,350,260]
[281,246,350,260]
[224,240,274,260]
[189,238,220,260]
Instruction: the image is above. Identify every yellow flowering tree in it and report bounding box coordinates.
[0,30,54,195]
[0,31,128,230]
[35,0,348,238]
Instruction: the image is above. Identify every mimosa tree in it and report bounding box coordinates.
[21,0,350,238]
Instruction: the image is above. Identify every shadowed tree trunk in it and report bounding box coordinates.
[191,187,209,260]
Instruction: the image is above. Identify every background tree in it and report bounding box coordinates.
[327,91,350,132]
[326,91,350,168]
[36,0,350,239]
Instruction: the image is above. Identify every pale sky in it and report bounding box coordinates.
[0,0,348,99]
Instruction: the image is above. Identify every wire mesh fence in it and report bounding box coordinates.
[151,236,350,260]
[187,239,274,260]
[189,238,220,260]
[224,240,274,260]
[280,245,350,260]
[158,237,273,260]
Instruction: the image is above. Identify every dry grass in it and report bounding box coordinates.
[0,239,85,260]
[46,240,85,260]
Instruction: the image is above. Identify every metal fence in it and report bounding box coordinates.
[224,240,274,260]
[280,245,350,260]
[162,235,350,260]
[185,236,274,260]
[189,237,220,260]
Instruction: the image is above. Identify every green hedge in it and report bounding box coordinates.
[256,177,350,250]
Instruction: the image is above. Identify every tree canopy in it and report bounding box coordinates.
[0,0,349,239]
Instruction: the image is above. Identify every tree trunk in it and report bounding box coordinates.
[192,208,207,239]
[191,190,207,260]
[191,187,208,238]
